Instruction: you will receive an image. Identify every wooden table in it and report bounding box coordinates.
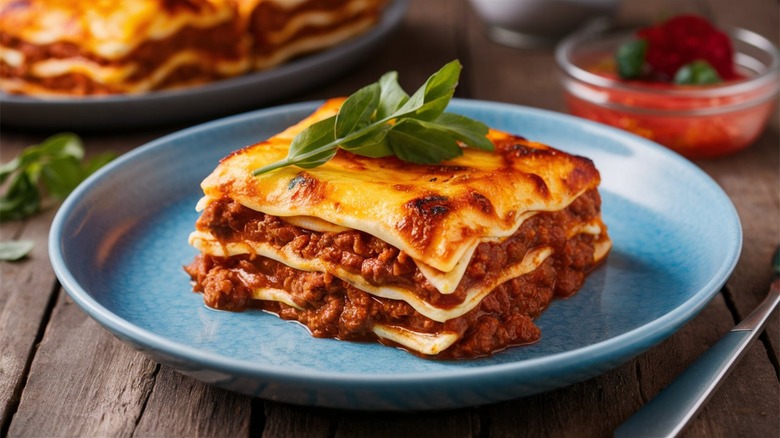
[2,0,778,436]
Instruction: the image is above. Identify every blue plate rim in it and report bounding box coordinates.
[49,98,742,386]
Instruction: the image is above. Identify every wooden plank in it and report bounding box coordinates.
[6,293,158,436]
[1,129,259,436]
[0,134,61,432]
[481,364,644,437]
[262,402,333,438]
[0,209,57,432]
[334,410,477,438]
[133,366,252,436]
[263,402,478,438]
[9,293,157,436]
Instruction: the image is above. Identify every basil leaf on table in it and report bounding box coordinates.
[0,239,35,261]
[0,133,116,222]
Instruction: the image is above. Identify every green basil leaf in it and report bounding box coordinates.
[16,146,46,171]
[0,133,113,221]
[390,60,460,120]
[392,83,427,119]
[0,239,35,261]
[674,60,723,85]
[335,82,380,138]
[616,39,647,79]
[376,71,409,120]
[0,157,20,185]
[39,132,84,161]
[424,112,494,151]
[423,59,461,103]
[287,116,339,168]
[0,173,40,221]
[341,124,393,158]
[342,137,393,158]
[412,94,452,122]
[40,157,84,199]
[288,116,336,156]
[387,120,463,164]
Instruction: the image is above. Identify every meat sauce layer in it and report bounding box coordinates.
[195,188,602,308]
[185,191,603,359]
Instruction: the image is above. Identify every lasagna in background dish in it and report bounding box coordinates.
[0,0,386,96]
[185,99,611,359]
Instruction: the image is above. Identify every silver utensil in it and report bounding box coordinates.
[615,247,780,438]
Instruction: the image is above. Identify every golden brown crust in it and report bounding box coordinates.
[201,98,604,272]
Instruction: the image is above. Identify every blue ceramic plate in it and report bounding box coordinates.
[49,99,741,410]
[0,0,407,131]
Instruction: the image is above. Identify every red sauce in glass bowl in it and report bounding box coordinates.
[557,29,779,159]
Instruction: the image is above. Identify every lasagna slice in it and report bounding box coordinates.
[185,98,611,359]
[0,0,386,96]
[0,0,250,96]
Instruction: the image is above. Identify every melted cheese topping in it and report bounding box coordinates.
[200,99,603,273]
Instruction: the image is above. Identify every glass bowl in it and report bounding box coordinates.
[555,26,779,158]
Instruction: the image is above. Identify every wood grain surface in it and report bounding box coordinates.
[1,0,777,436]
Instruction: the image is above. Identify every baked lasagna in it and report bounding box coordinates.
[185,98,611,359]
[0,0,386,96]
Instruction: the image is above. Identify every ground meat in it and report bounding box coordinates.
[195,189,602,308]
[185,188,606,359]
[185,232,596,359]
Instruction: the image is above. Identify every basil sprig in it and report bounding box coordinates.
[0,133,115,222]
[253,60,493,175]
